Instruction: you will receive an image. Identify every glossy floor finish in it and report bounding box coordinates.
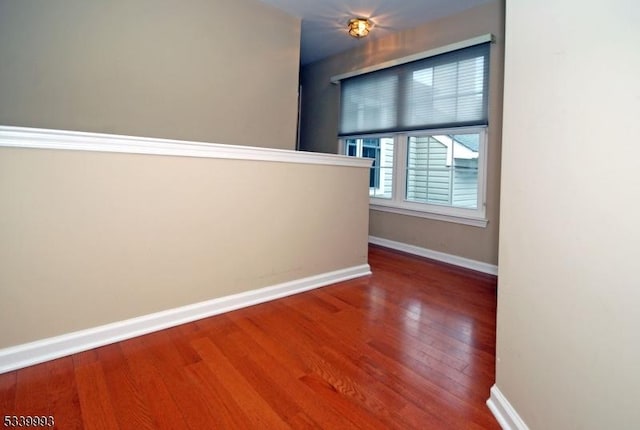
[0,245,500,429]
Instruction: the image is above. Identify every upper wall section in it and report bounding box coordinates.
[0,0,301,150]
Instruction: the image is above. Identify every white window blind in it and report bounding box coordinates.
[339,43,490,136]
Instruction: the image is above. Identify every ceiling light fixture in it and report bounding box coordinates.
[348,18,372,39]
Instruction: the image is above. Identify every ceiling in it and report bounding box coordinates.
[259,0,493,65]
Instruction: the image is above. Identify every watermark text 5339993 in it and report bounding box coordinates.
[3,415,55,427]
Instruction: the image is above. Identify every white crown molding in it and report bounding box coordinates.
[487,385,530,430]
[0,264,371,374]
[0,126,372,169]
[369,235,498,275]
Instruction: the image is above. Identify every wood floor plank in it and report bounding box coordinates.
[190,336,292,430]
[97,344,156,430]
[181,360,255,429]
[0,245,500,429]
[244,302,425,430]
[123,336,220,430]
[315,344,449,430]
[223,326,361,429]
[118,337,191,430]
[0,371,16,416]
[74,361,120,430]
[46,357,84,430]
[365,337,499,429]
[278,294,496,429]
[14,362,51,417]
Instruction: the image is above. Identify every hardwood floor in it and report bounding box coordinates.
[0,245,500,429]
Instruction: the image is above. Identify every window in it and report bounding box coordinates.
[345,137,394,198]
[338,42,490,227]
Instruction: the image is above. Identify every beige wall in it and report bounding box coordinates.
[496,0,640,428]
[299,1,504,265]
[0,146,370,348]
[0,0,300,149]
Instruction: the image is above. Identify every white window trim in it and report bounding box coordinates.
[340,127,489,228]
[369,203,488,228]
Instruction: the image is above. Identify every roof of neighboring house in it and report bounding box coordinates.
[453,134,479,152]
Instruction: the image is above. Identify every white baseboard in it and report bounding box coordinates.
[0,264,371,374]
[368,236,498,276]
[486,385,530,430]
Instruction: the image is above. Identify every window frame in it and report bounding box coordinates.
[342,133,395,199]
[340,126,488,228]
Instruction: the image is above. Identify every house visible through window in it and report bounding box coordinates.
[407,133,479,209]
[338,41,490,226]
[346,137,394,198]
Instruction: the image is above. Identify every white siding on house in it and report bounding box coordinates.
[407,135,478,208]
[407,136,449,204]
[375,138,394,198]
[452,158,478,208]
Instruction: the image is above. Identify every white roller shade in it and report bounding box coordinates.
[339,43,490,136]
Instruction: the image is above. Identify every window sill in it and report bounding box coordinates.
[370,202,488,228]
